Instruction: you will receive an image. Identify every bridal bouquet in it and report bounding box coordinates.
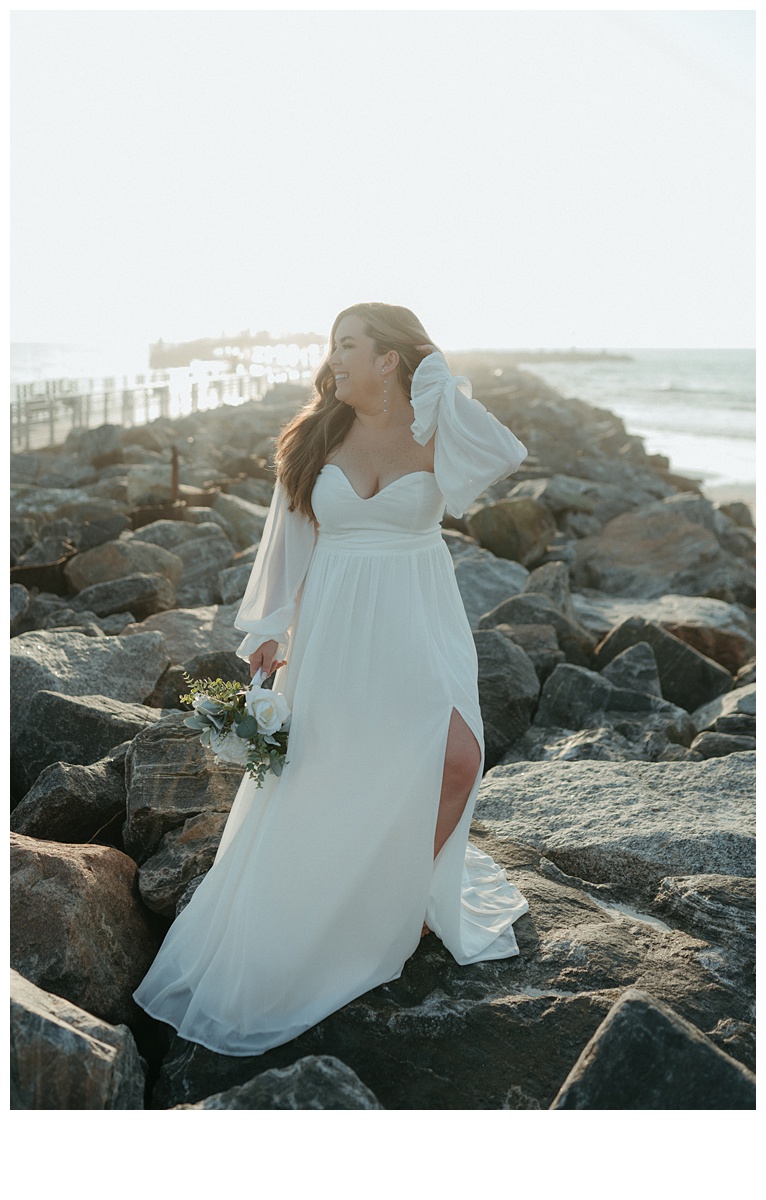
[179,668,291,786]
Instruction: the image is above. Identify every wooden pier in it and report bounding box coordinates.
[10,367,312,453]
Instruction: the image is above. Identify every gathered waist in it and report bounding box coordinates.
[314,526,446,556]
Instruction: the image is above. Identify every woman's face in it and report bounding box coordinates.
[327,315,388,406]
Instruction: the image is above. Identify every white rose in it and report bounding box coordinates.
[210,729,251,766]
[245,685,290,736]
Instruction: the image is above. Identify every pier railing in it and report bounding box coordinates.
[10,367,314,453]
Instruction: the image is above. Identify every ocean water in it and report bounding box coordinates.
[515,348,755,489]
[11,344,755,491]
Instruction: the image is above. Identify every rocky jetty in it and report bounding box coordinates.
[10,364,755,1109]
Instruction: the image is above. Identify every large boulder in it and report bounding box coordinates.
[594,617,732,712]
[494,622,564,683]
[137,811,230,916]
[70,572,177,620]
[550,988,755,1110]
[600,643,662,698]
[474,754,755,895]
[572,592,755,676]
[572,507,754,605]
[465,498,556,566]
[119,602,243,664]
[523,560,578,622]
[474,631,540,767]
[10,833,165,1027]
[150,829,752,1109]
[172,1056,383,1110]
[533,663,694,752]
[11,751,128,846]
[652,874,755,964]
[211,493,270,551]
[453,548,528,630]
[10,970,146,1110]
[174,525,236,607]
[64,539,183,592]
[10,629,169,754]
[123,713,242,862]
[479,592,594,666]
[691,683,755,735]
[12,691,168,798]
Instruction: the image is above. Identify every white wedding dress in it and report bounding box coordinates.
[133,351,530,1056]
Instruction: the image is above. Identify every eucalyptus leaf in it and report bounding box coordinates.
[235,715,258,739]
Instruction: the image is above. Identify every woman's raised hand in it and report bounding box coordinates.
[249,640,285,680]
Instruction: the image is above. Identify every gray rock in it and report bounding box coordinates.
[11,486,128,523]
[601,643,662,698]
[219,561,255,605]
[10,969,146,1110]
[508,475,632,527]
[10,833,164,1028]
[474,631,540,767]
[15,534,77,566]
[123,713,242,862]
[11,755,127,846]
[173,1056,383,1110]
[503,724,659,764]
[119,602,243,664]
[652,874,755,964]
[10,628,170,756]
[138,811,230,916]
[571,592,755,676]
[453,549,528,630]
[10,583,29,631]
[151,830,753,1109]
[572,507,754,605]
[474,754,755,894]
[12,690,169,798]
[64,538,184,592]
[594,617,732,712]
[465,497,556,566]
[71,572,177,620]
[550,988,755,1109]
[689,733,756,758]
[734,661,755,688]
[174,526,236,607]
[211,492,270,550]
[717,500,754,530]
[42,607,106,635]
[479,592,594,666]
[125,463,174,506]
[534,663,694,749]
[10,516,37,562]
[691,683,755,734]
[523,560,578,622]
[130,519,205,552]
[63,513,132,554]
[495,622,564,683]
[64,423,123,466]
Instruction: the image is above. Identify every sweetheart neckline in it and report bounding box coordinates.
[321,463,436,501]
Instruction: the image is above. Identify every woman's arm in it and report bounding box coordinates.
[410,348,527,519]
[233,476,317,666]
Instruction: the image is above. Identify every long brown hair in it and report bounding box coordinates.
[274,302,435,521]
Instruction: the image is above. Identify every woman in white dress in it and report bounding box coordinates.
[133,302,530,1057]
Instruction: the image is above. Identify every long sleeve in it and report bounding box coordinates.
[233,476,317,662]
[410,350,528,519]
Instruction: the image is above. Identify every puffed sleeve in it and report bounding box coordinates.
[233,476,317,663]
[410,350,528,519]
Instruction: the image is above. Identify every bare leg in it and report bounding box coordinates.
[422,709,482,937]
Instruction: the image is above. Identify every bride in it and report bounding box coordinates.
[133,302,530,1057]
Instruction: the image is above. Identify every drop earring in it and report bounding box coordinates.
[381,369,388,413]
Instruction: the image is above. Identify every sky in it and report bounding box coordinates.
[10,4,756,351]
